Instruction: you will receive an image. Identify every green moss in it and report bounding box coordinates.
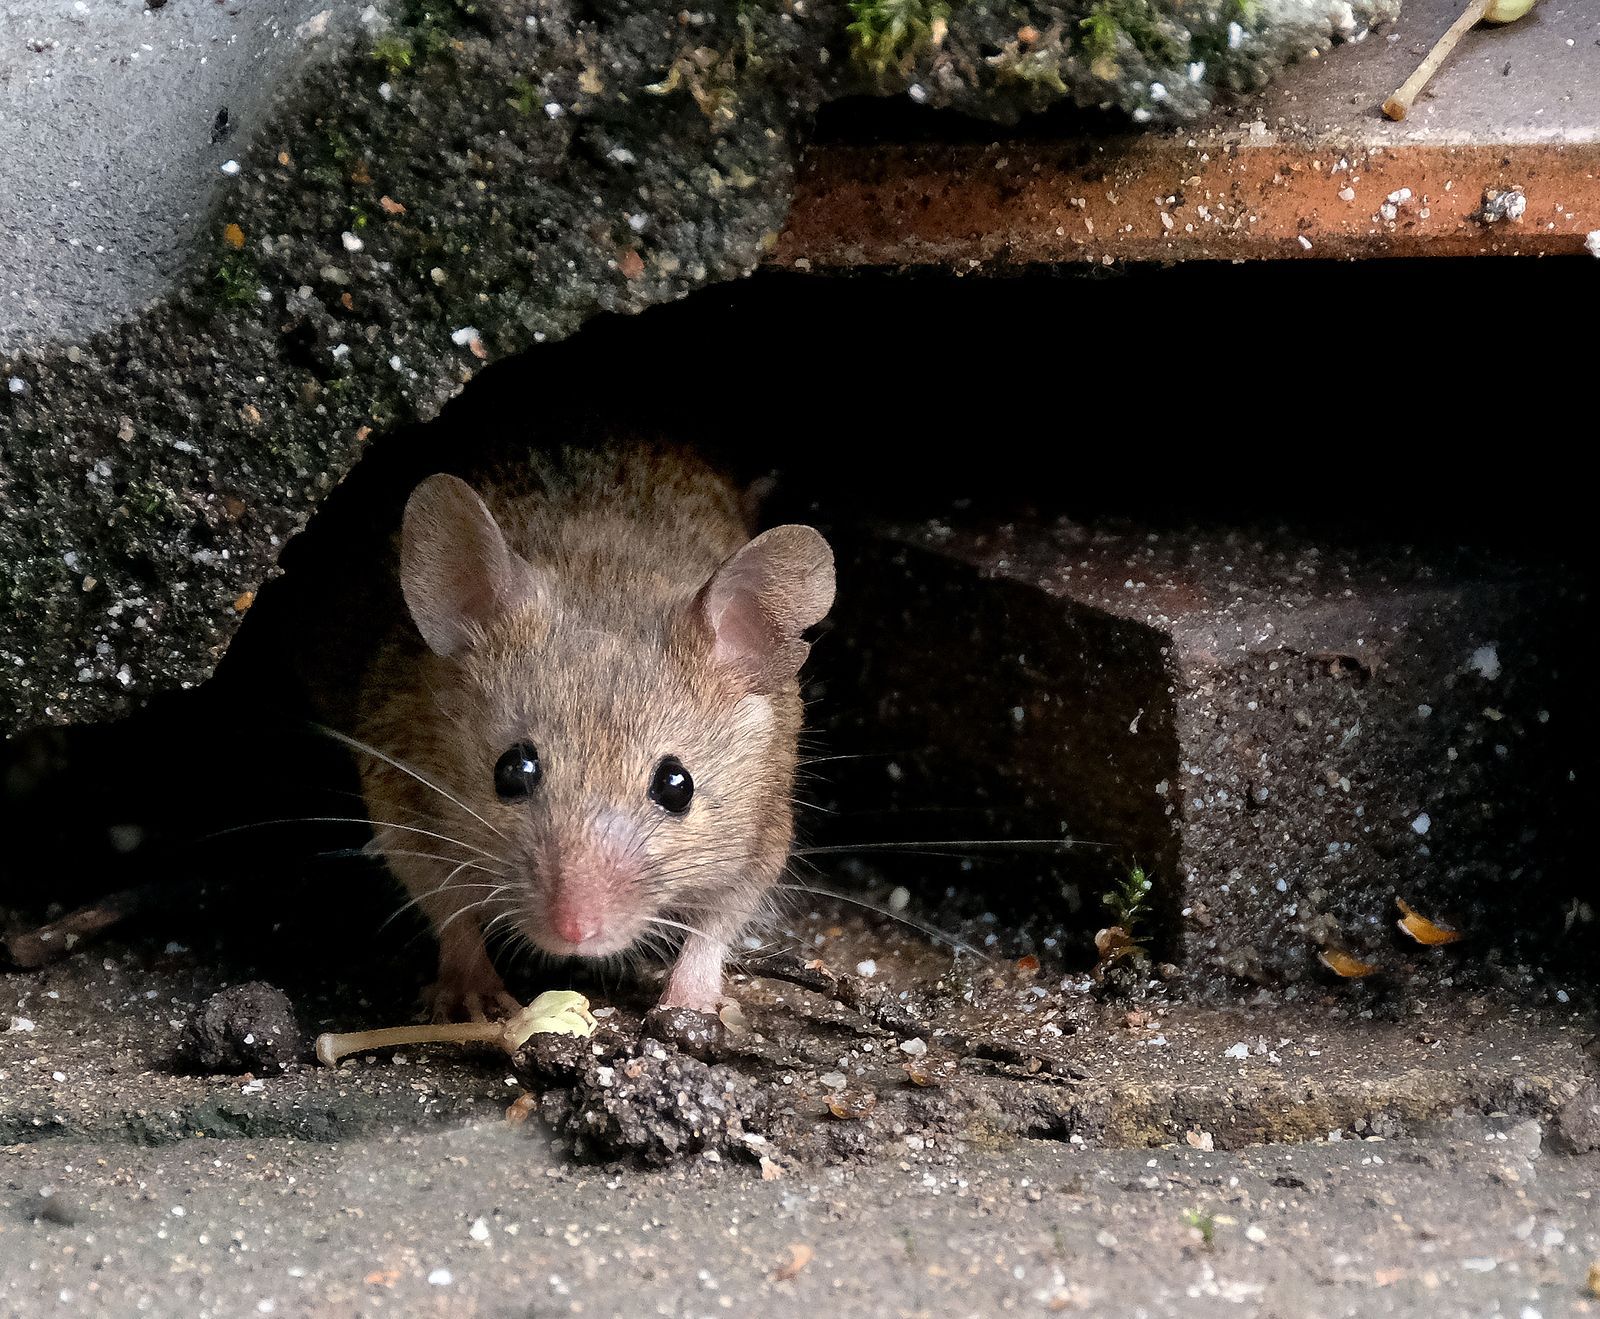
[1182,1209,1217,1248]
[213,252,260,307]
[1078,0,1187,73]
[1079,7,1120,63]
[370,34,416,77]
[991,46,1069,95]
[846,0,952,81]
[372,0,484,76]
[506,77,539,116]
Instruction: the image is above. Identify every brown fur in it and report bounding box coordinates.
[356,443,832,1018]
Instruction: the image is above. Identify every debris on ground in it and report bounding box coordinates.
[183,981,303,1074]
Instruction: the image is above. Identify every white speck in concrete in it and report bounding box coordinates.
[1412,813,1431,835]
[220,160,240,176]
[1469,645,1501,680]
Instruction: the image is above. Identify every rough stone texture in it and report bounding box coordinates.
[0,0,1398,736]
[5,900,1592,1153]
[820,521,1591,986]
[3,1125,1599,1318]
[182,980,304,1074]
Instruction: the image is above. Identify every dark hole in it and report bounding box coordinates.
[2,260,1594,1007]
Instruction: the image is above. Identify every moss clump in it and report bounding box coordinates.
[1078,0,1188,76]
[370,0,484,76]
[847,0,952,82]
[506,77,539,116]
[369,34,416,78]
[212,252,260,307]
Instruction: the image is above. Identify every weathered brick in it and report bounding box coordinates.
[816,520,1590,987]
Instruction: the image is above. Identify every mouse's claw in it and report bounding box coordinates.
[426,980,522,1024]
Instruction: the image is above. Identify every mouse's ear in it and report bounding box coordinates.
[696,525,835,692]
[400,474,539,657]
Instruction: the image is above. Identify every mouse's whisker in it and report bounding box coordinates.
[192,815,505,864]
[377,870,513,933]
[319,847,507,878]
[791,837,1114,857]
[314,724,511,844]
[771,877,989,959]
[641,915,703,940]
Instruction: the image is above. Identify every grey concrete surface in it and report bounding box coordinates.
[2,1122,1597,1317]
[1241,0,1599,146]
[0,0,361,348]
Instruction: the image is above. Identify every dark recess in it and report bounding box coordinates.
[1,262,1592,999]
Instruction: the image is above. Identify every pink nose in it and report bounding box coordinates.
[553,910,602,945]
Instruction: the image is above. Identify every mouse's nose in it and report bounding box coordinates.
[548,873,606,947]
[553,908,602,946]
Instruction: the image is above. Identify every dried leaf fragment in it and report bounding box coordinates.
[222,223,245,249]
[1396,898,1462,946]
[1319,947,1379,978]
[772,1243,813,1282]
[378,194,406,215]
[826,1090,878,1120]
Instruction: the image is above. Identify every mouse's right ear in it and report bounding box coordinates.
[400,474,539,657]
[696,524,835,692]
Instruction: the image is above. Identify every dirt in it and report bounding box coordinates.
[2,893,1598,1313]
[4,897,1592,1163]
[184,981,305,1075]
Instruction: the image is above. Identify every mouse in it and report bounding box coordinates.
[352,442,834,1021]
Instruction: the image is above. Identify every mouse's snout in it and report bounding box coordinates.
[524,829,645,959]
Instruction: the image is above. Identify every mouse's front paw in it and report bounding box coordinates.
[425,978,523,1024]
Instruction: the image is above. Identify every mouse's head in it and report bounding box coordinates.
[394,473,834,964]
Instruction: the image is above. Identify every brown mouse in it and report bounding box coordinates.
[353,443,834,1020]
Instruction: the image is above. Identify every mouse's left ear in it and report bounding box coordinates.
[400,474,542,657]
[696,525,835,692]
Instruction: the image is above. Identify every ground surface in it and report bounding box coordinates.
[2,897,1596,1315]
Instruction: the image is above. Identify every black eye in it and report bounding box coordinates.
[649,757,694,813]
[493,743,542,799]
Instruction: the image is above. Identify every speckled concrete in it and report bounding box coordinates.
[0,0,358,347]
[0,0,1402,736]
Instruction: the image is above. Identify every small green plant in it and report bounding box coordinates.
[369,34,415,77]
[846,0,950,80]
[1079,5,1121,63]
[1182,1208,1216,1248]
[1102,864,1154,943]
[506,77,539,116]
[213,252,259,307]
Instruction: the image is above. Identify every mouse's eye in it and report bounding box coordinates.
[493,743,542,800]
[649,756,694,814]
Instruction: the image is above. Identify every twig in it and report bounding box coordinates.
[2,885,165,969]
[314,990,597,1066]
[1382,0,1493,121]
[740,949,1087,1082]
[740,949,925,1036]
